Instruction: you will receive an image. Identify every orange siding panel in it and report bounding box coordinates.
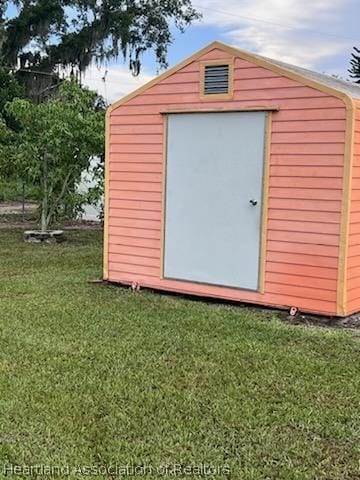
[269,188,342,201]
[109,253,160,268]
[108,217,161,230]
[272,119,346,133]
[109,199,161,211]
[110,162,163,173]
[106,48,349,316]
[268,251,338,269]
[268,219,340,234]
[110,172,162,183]
[109,181,161,193]
[110,124,163,135]
[269,177,343,189]
[266,262,337,280]
[271,155,344,167]
[275,108,346,121]
[109,208,161,221]
[109,153,162,163]
[268,198,341,212]
[108,244,160,259]
[272,131,345,144]
[268,208,341,223]
[267,230,339,246]
[108,235,160,249]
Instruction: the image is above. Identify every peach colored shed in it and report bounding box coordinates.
[104,41,360,317]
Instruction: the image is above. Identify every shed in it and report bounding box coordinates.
[103,41,360,317]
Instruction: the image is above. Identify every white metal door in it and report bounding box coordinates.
[164,111,266,290]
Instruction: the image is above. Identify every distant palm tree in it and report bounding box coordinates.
[349,47,360,84]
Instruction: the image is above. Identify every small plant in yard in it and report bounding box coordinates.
[1,80,104,233]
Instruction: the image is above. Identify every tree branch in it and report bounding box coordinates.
[46,168,73,226]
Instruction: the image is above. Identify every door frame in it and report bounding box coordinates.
[160,108,273,294]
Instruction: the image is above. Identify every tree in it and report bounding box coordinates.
[2,80,105,231]
[0,68,24,118]
[349,47,360,84]
[1,1,200,100]
[0,69,24,179]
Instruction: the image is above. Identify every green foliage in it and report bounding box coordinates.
[1,1,200,100]
[0,68,24,117]
[349,47,360,83]
[0,115,19,179]
[2,80,105,230]
[0,70,25,182]
[0,178,38,201]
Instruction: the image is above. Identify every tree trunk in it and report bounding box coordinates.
[40,154,48,232]
[21,181,25,223]
[41,195,48,232]
[46,169,72,227]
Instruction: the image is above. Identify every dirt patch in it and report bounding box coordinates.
[0,201,37,214]
[0,201,101,229]
[278,311,360,331]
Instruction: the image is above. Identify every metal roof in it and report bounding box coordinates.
[255,54,360,100]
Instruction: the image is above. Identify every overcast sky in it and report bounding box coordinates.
[82,0,360,103]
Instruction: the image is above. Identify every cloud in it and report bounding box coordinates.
[195,0,354,69]
[81,0,357,97]
[82,64,154,104]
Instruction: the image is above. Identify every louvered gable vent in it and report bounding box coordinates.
[204,64,229,95]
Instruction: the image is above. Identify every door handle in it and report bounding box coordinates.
[249,199,258,206]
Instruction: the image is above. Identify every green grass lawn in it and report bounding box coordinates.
[0,228,359,479]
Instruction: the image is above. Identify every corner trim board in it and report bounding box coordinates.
[103,110,111,280]
[337,99,355,316]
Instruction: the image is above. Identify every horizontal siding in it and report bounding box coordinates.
[269,177,343,189]
[271,144,344,155]
[268,209,341,223]
[267,230,339,246]
[109,199,161,212]
[269,188,342,201]
[268,198,341,212]
[347,100,360,312]
[110,162,163,173]
[272,131,345,143]
[268,251,338,268]
[107,48,347,315]
[110,171,162,182]
[271,155,344,167]
[269,165,343,177]
[268,219,340,234]
[266,240,338,257]
[110,124,163,134]
[108,231,160,249]
[109,208,161,221]
[266,262,337,279]
[271,119,346,132]
[109,181,161,193]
